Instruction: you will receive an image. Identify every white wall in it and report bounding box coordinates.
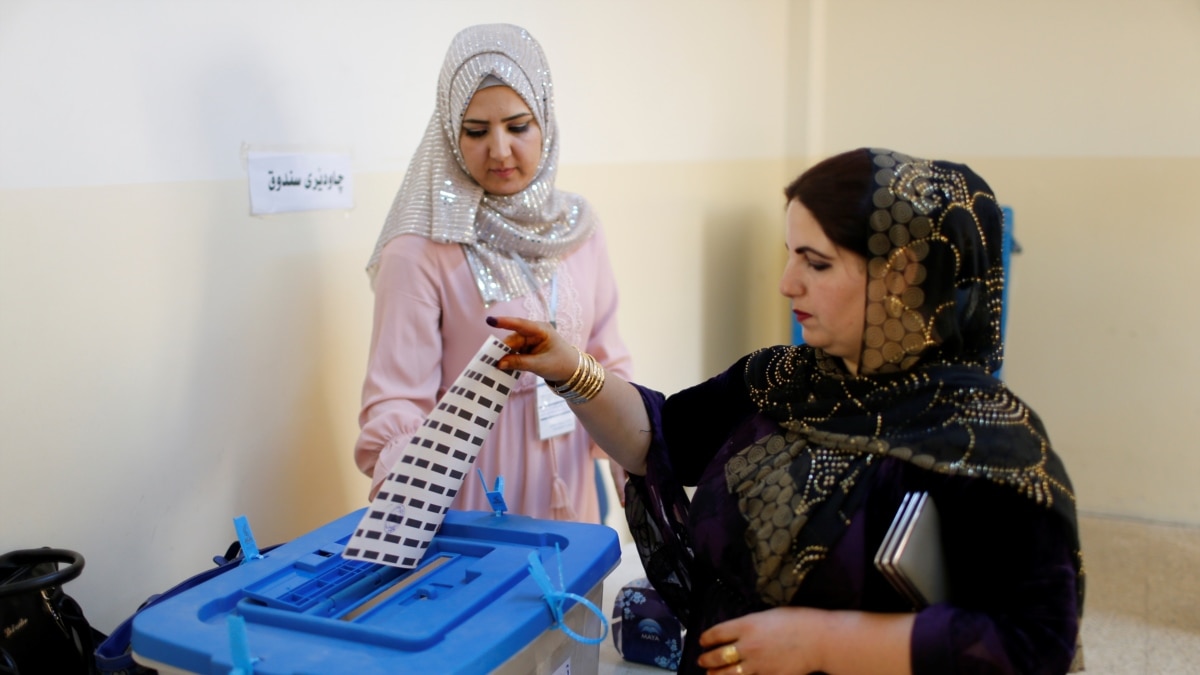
[0,0,787,189]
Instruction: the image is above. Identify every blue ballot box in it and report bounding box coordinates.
[131,509,620,675]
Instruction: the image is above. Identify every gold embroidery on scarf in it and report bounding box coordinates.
[728,427,874,605]
[863,150,1001,375]
[729,385,1075,607]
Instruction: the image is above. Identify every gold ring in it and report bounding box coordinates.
[720,643,741,665]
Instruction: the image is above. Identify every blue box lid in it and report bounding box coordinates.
[132,509,620,674]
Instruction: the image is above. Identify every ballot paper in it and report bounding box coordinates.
[343,336,517,568]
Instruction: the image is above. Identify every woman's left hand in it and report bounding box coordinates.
[696,607,825,675]
[486,315,579,383]
[488,314,653,475]
[697,607,914,675]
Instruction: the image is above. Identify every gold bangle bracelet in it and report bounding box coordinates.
[547,349,584,392]
[547,349,606,404]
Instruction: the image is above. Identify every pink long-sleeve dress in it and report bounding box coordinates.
[354,226,632,523]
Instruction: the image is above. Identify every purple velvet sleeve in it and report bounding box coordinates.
[910,476,1081,675]
[655,356,757,485]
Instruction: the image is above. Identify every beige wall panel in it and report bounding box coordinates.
[560,159,792,392]
[963,157,1200,523]
[0,178,384,627]
[813,0,1200,158]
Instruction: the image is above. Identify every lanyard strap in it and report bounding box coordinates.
[513,256,558,328]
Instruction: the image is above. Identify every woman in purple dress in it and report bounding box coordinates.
[489,148,1083,674]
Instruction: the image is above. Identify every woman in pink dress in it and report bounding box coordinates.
[354,23,633,523]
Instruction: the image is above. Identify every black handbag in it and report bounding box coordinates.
[0,548,102,675]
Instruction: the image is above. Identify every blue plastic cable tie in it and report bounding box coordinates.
[526,546,608,645]
[227,614,255,674]
[233,515,262,563]
[476,468,509,516]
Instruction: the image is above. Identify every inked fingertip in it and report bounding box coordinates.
[485,316,498,327]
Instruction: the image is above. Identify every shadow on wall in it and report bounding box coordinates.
[178,54,355,544]
[701,207,779,378]
[124,50,355,603]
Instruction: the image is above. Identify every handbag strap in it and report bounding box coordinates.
[94,540,282,674]
[0,548,85,597]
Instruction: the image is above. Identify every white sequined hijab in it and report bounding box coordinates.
[367,24,596,305]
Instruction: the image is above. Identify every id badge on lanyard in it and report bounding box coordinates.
[536,379,575,440]
[516,260,574,441]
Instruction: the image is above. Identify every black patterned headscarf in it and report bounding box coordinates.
[857,148,1005,374]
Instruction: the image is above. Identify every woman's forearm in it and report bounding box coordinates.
[488,314,652,474]
[566,373,651,475]
[817,610,914,674]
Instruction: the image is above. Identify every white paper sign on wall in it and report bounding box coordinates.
[246,150,353,215]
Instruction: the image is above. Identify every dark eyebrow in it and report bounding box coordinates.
[793,245,833,259]
[462,112,533,126]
